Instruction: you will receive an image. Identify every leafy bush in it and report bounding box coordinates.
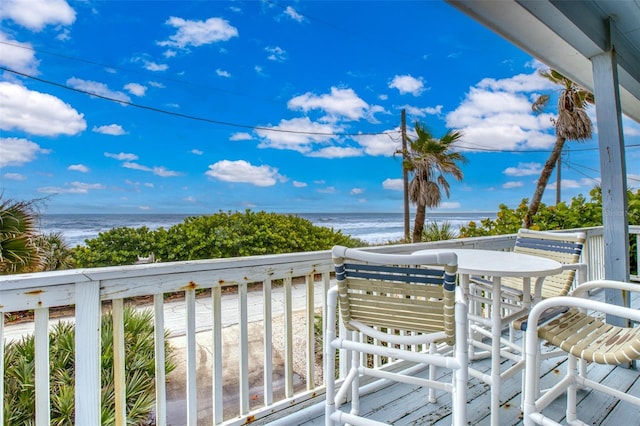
[73,210,366,267]
[459,187,638,237]
[3,307,176,425]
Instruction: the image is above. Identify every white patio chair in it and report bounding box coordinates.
[470,228,587,344]
[325,246,468,426]
[522,279,640,425]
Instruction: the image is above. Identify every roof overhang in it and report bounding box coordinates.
[446,0,640,123]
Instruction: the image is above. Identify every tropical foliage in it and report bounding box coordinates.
[3,307,176,425]
[459,187,640,236]
[0,197,42,274]
[73,210,366,267]
[402,123,467,242]
[525,69,594,228]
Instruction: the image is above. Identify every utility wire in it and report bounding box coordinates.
[0,40,286,107]
[1,66,399,137]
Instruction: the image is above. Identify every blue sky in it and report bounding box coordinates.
[1,0,639,215]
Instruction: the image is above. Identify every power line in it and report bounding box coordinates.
[1,66,399,137]
[0,40,288,107]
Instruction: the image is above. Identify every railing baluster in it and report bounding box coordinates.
[239,282,249,414]
[306,274,315,390]
[284,276,294,398]
[263,278,273,406]
[212,285,223,424]
[185,288,197,426]
[34,307,50,426]
[154,294,167,426]
[75,281,101,425]
[112,298,126,426]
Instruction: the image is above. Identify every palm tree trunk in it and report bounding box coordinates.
[524,136,566,228]
[412,202,426,242]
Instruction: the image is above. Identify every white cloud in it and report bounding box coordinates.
[105,152,138,161]
[0,137,49,167]
[266,46,287,61]
[38,181,105,194]
[148,81,165,88]
[546,178,599,190]
[284,6,304,22]
[216,69,231,78]
[440,202,461,209]
[503,181,524,189]
[293,181,307,188]
[383,178,403,191]
[205,160,284,187]
[503,162,542,176]
[350,188,364,195]
[446,71,558,151]
[191,149,203,155]
[68,164,89,173]
[255,117,338,153]
[93,124,126,135]
[402,104,443,118]
[1,0,75,31]
[143,61,168,72]
[122,162,181,177]
[389,75,425,96]
[0,82,86,136]
[3,172,26,180]
[308,146,362,158]
[288,87,371,121]
[318,186,336,194]
[230,132,252,141]
[159,16,239,48]
[354,130,400,156]
[67,77,131,104]
[0,33,39,74]
[124,83,147,96]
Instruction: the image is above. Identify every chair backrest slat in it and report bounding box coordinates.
[512,229,586,298]
[332,246,458,344]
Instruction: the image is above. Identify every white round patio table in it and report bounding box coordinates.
[413,248,563,426]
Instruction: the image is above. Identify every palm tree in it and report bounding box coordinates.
[524,69,594,228]
[403,123,467,242]
[0,196,43,274]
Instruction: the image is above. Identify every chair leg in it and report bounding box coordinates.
[428,343,437,403]
[325,290,338,426]
[565,355,579,424]
[350,334,361,417]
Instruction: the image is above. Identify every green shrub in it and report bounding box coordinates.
[73,210,366,267]
[3,307,176,425]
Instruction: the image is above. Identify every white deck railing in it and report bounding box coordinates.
[1,227,638,425]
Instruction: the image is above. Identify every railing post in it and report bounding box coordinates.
[75,281,101,425]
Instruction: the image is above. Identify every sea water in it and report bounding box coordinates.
[38,212,495,247]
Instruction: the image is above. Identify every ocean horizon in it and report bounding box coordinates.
[38,211,496,247]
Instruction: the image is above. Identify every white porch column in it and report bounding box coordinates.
[591,48,630,323]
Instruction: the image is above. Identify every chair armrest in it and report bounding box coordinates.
[570,279,640,298]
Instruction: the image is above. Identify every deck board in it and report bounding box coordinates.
[299,289,640,425]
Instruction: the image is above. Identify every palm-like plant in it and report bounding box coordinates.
[0,196,43,274]
[402,123,467,242]
[524,69,594,228]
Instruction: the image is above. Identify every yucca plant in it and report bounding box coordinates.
[421,221,457,242]
[3,307,176,425]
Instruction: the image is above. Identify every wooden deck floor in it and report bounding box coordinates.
[296,291,640,426]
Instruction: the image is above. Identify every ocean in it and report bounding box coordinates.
[38,212,495,247]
